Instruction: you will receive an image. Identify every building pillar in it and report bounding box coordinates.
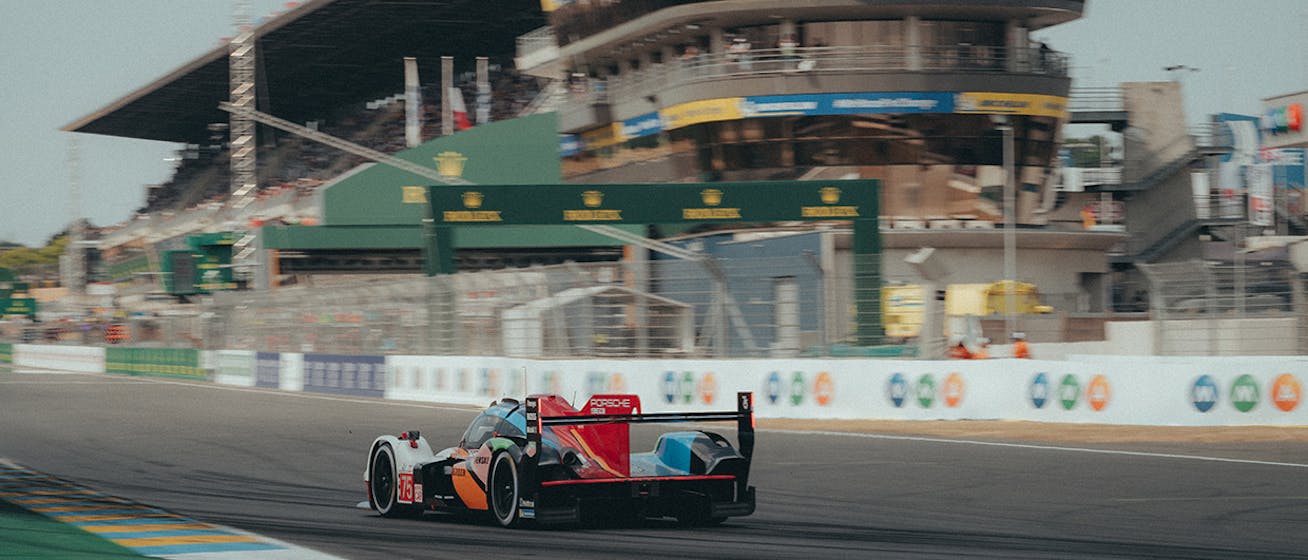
[905,17,922,71]
[709,27,726,54]
[1006,20,1027,72]
[441,56,454,136]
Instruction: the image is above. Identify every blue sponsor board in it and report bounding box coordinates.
[621,112,665,139]
[559,134,582,157]
[887,373,908,408]
[255,352,280,389]
[1030,373,1049,409]
[742,92,954,118]
[302,353,385,397]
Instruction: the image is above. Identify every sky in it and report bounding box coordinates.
[2,0,1307,248]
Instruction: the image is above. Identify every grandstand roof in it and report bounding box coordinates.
[62,0,545,144]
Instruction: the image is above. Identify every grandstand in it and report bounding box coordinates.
[67,0,1124,317]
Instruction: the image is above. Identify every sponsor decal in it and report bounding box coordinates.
[443,190,502,222]
[681,371,695,404]
[608,372,626,393]
[1087,375,1111,412]
[398,473,414,504]
[255,351,280,388]
[1059,375,1080,410]
[1191,375,1219,413]
[663,371,678,404]
[620,112,665,138]
[1272,374,1302,412]
[699,372,718,405]
[437,368,449,391]
[955,92,1068,119]
[801,186,860,218]
[916,374,936,408]
[543,371,559,395]
[943,373,965,408]
[302,354,384,397]
[563,190,622,221]
[659,97,743,130]
[766,371,783,404]
[559,134,582,157]
[1029,372,1049,409]
[586,371,607,396]
[480,368,501,397]
[790,372,806,405]
[813,372,834,406]
[682,188,742,220]
[401,185,427,204]
[888,373,908,408]
[1230,374,1260,413]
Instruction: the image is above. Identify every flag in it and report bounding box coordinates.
[449,87,472,131]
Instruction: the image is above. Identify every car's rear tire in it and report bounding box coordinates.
[489,451,522,527]
[370,443,417,518]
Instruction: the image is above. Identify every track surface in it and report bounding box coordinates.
[3,368,1308,559]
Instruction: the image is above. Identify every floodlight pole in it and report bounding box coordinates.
[1000,124,1017,338]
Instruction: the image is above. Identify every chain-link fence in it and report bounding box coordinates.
[1139,260,1308,356]
[206,255,885,358]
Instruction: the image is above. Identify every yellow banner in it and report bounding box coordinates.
[955,92,1068,119]
[580,123,624,150]
[660,98,744,130]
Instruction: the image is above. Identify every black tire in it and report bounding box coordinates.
[488,451,522,527]
[370,443,417,518]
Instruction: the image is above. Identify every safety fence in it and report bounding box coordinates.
[207,255,880,359]
[1140,260,1308,356]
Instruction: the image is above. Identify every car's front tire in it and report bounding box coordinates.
[370,443,418,518]
[489,451,523,527]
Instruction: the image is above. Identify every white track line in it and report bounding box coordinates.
[760,428,1308,469]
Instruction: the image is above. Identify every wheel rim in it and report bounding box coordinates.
[372,448,394,510]
[491,455,516,522]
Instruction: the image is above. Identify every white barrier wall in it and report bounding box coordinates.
[14,345,105,373]
[8,344,1305,426]
[212,350,256,387]
[383,355,1308,426]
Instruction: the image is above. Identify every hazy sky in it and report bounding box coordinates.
[2,0,1307,247]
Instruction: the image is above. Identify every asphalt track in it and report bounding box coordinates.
[3,367,1308,559]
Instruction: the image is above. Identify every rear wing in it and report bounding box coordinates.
[521,392,755,493]
[524,392,754,456]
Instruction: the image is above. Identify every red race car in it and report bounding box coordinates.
[365,392,756,527]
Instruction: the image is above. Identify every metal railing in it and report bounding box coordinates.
[1140,260,1307,356]
[565,45,1069,109]
[204,256,860,359]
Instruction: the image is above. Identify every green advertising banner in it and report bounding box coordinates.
[105,348,204,379]
[0,343,12,364]
[428,180,879,226]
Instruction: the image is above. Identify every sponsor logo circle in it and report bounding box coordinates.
[1272,374,1302,412]
[814,372,834,406]
[1191,375,1219,413]
[888,373,908,408]
[1087,375,1111,412]
[1030,373,1049,409]
[1059,375,1080,410]
[790,372,806,406]
[766,372,782,404]
[943,373,965,408]
[700,372,717,405]
[608,373,626,393]
[681,371,695,404]
[916,374,936,408]
[662,371,677,404]
[1230,374,1260,413]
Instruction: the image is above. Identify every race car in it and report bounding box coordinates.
[364,392,756,527]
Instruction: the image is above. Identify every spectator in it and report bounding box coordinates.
[1011,332,1031,359]
[728,37,752,71]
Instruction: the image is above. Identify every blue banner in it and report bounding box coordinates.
[559,134,582,157]
[303,353,385,397]
[255,351,280,389]
[620,112,665,139]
